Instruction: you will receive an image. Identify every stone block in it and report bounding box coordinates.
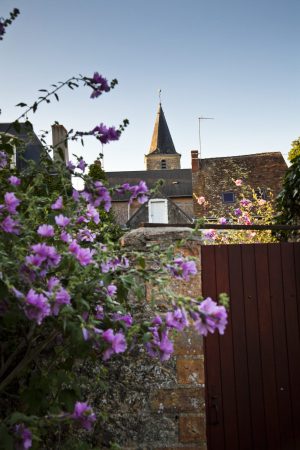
[173,330,203,356]
[177,358,204,385]
[150,387,205,413]
[179,415,206,443]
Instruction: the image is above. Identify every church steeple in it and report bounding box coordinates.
[145,102,181,170]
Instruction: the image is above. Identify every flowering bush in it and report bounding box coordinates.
[0,69,228,448]
[196,179,278,244]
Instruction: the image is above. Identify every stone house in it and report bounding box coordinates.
[191,150,287,220]
[107,103,287,227]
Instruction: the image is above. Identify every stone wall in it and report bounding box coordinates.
[94,227,206,449]
[192,152,287,218]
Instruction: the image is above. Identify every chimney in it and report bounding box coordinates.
[191,150,199,172]
[52,124,69,163]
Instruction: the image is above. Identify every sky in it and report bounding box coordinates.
[1,0,299,172]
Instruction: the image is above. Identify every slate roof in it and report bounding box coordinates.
[147,103,179,155]
[107,168,192,200]
[0,123,43,169]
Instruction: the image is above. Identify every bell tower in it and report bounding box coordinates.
[144,102,181,170]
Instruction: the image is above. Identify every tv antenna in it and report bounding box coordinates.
[198,116,214,159]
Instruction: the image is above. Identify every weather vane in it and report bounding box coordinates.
[159,89,162,104]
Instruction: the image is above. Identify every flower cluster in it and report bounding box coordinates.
[89,72,110,98]
[166,257,197,281]
[92,123,120,144]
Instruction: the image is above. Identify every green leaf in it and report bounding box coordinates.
[15,102,27,107]
[0,424,14,450]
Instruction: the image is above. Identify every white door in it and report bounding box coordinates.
[149,199,168,223]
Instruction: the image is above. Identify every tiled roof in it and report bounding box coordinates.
[107,168,192,200]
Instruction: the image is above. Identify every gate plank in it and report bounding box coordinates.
[215,245,239,450]
[255,244,281,449]
[241,245,267,450]
[281,243,300,448]
[268,244,294,449]
[202,246,225,450]
[228,245,253,450]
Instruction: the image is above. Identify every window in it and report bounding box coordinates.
[222,192,235,203]
[161,159,167,169]
[148,199,168,223]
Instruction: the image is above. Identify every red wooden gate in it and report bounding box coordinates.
[202,243,300,450]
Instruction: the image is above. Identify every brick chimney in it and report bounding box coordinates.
[52,124,69,163]
[191,150,199,172]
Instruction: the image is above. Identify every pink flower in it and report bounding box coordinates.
[193,297,228,336]
[51,196,63,210]
[37,224,55,237]
[197,196,206,205]
[234,179,243,186]
[219,217,227,225]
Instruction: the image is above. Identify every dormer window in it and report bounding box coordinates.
[161,159,167,169]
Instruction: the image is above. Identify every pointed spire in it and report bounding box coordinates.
[148,103,177,155]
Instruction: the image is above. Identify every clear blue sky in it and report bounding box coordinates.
[1,0,299,171]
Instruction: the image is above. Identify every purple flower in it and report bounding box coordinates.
[67,161,76,171]
[69,241,94,266]
[234,208,242,217]
[95,305,104,320]
[47,276,60,290]
[1,215,20,234]
[193,297,228,336]
[92,123,120,144]
[8,175,21,185]
[92,182,112,212]
[203,229,217,240]
[77,228,96,242]
[14,424,32,450]
[0,151,7,169]
[55,214,71,227]
[77,158,87,172]
[166,307,189,331]
[240,198,252,207]
[72,189,80,201]
[4,192,21,214]
[53,288,71,315]
[37,224,55,237]
[90,72,110,98]
[219,217,227,225]
[102,329,127,360]
[146,328,174,362]
[24,289,51,325]
[69,240,80,254]
[167,258,197,281]
[86,204,100,224]
[112,313,133,327]
[51,196,63,210]
[60,230,72,243]
[72,401,96,430]
[119,181,149,205]
[30,243,61,267]
[107,284,117,297]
